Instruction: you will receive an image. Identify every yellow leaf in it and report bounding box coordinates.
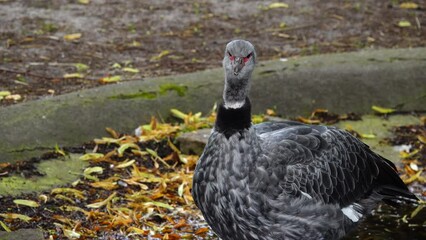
[144,201,174,210]
[13,199,40,208]
[410,204,425,218]
[150,50,171,61]
[112,63,122,69]
[78,0,90,4]
[418,135,426,144]
[64,33,82,41]
[86,192,117,208]
[123,67,140,73]
[51,188,86,199]
[360,133,376,139]
[4,94,22,101]
[403,169,423,184]
[0,213,32,222]
[115,159,136,169]
[268,2,289,9]
[79,153,104,161]
[90,178,118,190]
[64,229,81,239]
[0,91,11,97]
[0,220,11,232]
[74,63,89,72]
[400,149,419,159]
[178,183,185,197]
[400,2,418,9]
[99,75,122,83]
[170,109,188,120]
[63,73,84,79]
[398,20,411,27]
[371,105,396,114]
[117,143,140,156]
[83,166,103,181]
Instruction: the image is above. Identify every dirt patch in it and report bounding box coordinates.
[0,0,425,106]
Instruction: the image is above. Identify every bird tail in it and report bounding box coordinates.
[375,156,419,206]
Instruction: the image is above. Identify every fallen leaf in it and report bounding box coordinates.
[64,229,81,239]
[79,153,104,161]
[13,199,40,208]
[78,0,90,4]
[0,220,11,232]
[83,166,104,181]
[400,2,419,9]
[99,75,122,83]
[0,91,11,97]
[267,2,289,9]
[63,73,84,79]
[195,227,210,235]
[0,213,32,222]
[51,188,86,199]
[112,63,122,69]
[398,20,412,27]
[418,135,426,144]
[115,159,136,169]
[150,50,171,61]
[410,204,425,218]
[74,63,89,72]
[144,201,174,210]
[360,133,376,139]
[64,33,82,41]
[86,192,117,208]
[123,67,140,73]
[371,105,396,114]
[4,94,21,101]
[117,143,140,156]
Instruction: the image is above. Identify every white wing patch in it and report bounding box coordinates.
[341,204,363,222]
[300,191,313,199]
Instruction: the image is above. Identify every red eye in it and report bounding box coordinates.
[228,52,235,61]
[243,53,252,63]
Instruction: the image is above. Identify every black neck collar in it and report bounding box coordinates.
[215,97,252,138]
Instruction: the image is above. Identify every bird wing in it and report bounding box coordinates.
[258,122,414,206]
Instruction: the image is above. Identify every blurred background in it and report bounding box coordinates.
[1,0,425,106]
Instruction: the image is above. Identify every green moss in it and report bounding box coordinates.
[110,91,158,99]
[159,83,188,96]
[0,154,87,196]
[110,83,187,99]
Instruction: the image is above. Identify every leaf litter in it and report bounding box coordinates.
[0,109,425,239]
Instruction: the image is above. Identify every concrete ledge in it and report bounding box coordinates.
[1,48,425,163]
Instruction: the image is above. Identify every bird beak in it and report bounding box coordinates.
[232,57,245,75]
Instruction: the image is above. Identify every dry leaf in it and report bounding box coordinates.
[63,73,84,79]
[398,20,412,27]
[86,192,117,208]
[13,199,40,208]
[64,33,82,41]
[0,213,32,222]
[123,67,140,73]
[371,105,396,114]
[99,75,122,83]
[150,50,171,61]
[79,153,104,161]
[400,2,419,9]
[267,2,289,9]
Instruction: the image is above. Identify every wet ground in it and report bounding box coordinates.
[0,111,425,239]
[1,0,425,106]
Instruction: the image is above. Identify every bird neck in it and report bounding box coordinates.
[215,97,252,138]
[223,76,251,109]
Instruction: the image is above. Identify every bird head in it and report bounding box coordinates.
[223,40,256,82]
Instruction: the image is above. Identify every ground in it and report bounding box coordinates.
[0,0,425,106]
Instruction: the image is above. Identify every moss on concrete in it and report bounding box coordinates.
[0,154,86,196]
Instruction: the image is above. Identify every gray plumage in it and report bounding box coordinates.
[192,40,417,240]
